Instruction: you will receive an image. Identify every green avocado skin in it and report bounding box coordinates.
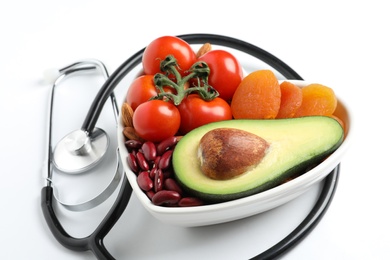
[172,116,344,203]
[177,151,332,203]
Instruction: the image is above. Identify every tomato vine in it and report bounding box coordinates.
[151,55,219,105]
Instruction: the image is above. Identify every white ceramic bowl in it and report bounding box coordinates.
[117,80,352,227]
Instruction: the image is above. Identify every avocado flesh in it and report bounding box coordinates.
[172,116,344,203]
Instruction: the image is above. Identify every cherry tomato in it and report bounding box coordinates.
[132,100,181,142]
[178,94,233,134]
[126,75,158,111]
[198,50,243,101]
[142,36,197,79]
[126,74,184,111]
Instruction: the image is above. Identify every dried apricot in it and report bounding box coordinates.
[294,83,337,117]
[231,70,281,119]
[276,81,303,118]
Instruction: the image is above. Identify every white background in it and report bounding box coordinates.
[1,1,389,259]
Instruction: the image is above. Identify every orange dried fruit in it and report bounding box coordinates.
[294,83,337,117]
[276,81,303,118]
[231,70,281,119]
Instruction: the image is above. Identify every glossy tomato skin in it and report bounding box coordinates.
[126,75,158,111]
[126,75,177,111]
[142,36,197,78]
[132,100,180,142]
[198,50,243,101]
[178,94,233,134]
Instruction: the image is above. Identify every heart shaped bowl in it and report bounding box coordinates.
[114,33,351,227]
[117,76,352,227]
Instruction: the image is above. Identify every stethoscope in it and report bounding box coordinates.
[41,34,340,260]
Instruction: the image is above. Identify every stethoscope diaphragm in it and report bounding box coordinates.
[53,128,109,173]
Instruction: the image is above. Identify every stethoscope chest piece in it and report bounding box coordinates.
[53,127,109,173]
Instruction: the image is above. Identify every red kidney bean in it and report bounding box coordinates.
[127,153,138,173]
[149,167,157,179]
[145,190,155,200]
[141,141,157,161]
[125,135,207,207]
[125,139,143,151]
[162,169,173,178]
[136,151,149,171]
[152,190,181,206]
[154,169,164,193]
[153,156,161,169]
[156,136,179,155]
[164,178,183,195]
[178,197,204,207]
[158,150,173,170]
[137,171,153,191]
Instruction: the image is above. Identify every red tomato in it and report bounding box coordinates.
[126,75,180,111]
[126,75,158,111]
[132,100,180,142]
[178,94,233,134]
[142,36,197,78]
[198,50,243,101]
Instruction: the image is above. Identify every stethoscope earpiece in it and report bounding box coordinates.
[43,68,61,85]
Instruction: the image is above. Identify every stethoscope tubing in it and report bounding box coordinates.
[42,33,340,260]
[81,49,144,134]
[41,175,132,259]
[252,165,340,259]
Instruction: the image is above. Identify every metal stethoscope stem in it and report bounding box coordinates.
[43,59,123,211]
[41,59,131,259]
[44,59,118,177]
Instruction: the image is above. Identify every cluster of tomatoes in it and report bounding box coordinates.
[126,36,243,142]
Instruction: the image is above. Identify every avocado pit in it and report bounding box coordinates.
[198,128,269,180]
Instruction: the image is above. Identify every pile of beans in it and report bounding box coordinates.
[125,136,204,207]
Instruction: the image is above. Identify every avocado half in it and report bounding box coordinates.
[172,116,344,203]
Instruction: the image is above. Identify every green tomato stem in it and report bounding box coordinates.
[152,55,219,105]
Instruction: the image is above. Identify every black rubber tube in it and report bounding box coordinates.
[81,49,144,133]
[41,175,133,260]
[251,165,340,259]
